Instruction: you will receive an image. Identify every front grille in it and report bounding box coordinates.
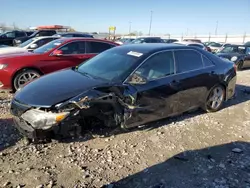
[10,99,31,117]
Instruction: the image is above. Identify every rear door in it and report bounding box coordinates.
[173,49,217,113]
[39,41,88,73]
[124,51,180,128]
[85,41,116,58]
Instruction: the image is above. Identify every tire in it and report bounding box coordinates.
[236,61,244,71]
[204,85,225,113]
[13,69,41,91]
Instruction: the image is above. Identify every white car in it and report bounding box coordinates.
[207,42,231,53]
[174,41,208,51]
[0,36,59,56]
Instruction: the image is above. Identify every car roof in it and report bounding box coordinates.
[136,37,161,39]
[175,41,204,46]
[57,32,92,35]
[112,43,200,54]
[32,36,60,40]
[53,37,117,44]
[226,44,247,47]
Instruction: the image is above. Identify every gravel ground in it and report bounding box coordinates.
[0,70,250,188]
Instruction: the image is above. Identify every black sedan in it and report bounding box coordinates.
[10,44,237,141]
[216,45,250,70]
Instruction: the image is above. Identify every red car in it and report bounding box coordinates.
[0,38,119,91]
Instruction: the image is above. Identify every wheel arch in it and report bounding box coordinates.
[206,82,227,102]
[11,67,44,90]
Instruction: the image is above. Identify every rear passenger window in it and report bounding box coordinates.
[174,50,203,73]
[202,55,214,67]
[86,42,113,53]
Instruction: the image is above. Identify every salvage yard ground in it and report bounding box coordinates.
[0,70,250,188]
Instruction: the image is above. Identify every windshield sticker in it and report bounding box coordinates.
[127,51,143,57]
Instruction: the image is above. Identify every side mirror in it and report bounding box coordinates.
[52,49,63,56]
[29,43,38,49]
[127,73,148,85]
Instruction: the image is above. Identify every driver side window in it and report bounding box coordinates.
[58,41,86,54]
[134,51,175,81]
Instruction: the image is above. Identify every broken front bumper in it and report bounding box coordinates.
[10,99,71,139]
[12,116,38,139]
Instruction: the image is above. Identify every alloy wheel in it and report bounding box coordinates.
[207,86,225,111]
[14,70,40,91]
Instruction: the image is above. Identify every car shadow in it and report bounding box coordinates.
[102,141,250,188]
[59,84,250,143]
[0,118,21,152]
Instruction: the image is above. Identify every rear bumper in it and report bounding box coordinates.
[226,75,237,100]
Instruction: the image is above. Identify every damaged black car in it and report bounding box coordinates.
[10,44,237,141]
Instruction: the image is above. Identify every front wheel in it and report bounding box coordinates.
[204,85,225,113]
[13,69,41,91]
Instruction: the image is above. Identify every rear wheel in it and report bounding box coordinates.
[236,61,244,71]
[13,69,41,91]
[204,85,225,112]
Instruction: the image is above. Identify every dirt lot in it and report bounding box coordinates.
[0,70,250,188]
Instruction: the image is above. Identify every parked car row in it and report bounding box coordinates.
[0,29,95,47]
[0,30,34,46]
[0,36,60,55]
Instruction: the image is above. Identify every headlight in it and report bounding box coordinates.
[231,56,238,62]
[0,64,8,69]
[21,109,70,130]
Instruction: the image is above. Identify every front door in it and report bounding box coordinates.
[123,51,181,128]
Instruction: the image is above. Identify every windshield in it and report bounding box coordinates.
[19,38,35,48]
[30,31,39,37]
[209,42,222,47]
[220,46,246,54]
[77,49,141,81]
[188,44,204,49]
[131,38,146,44]
[33,39,64,54]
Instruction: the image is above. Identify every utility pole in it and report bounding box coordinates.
[129,21,131,35]
[215,21,218,35]
[148,11,153,36]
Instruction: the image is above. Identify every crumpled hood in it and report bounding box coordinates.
[14,69,108,107]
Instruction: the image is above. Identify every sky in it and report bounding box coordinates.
[1,0,250,35]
